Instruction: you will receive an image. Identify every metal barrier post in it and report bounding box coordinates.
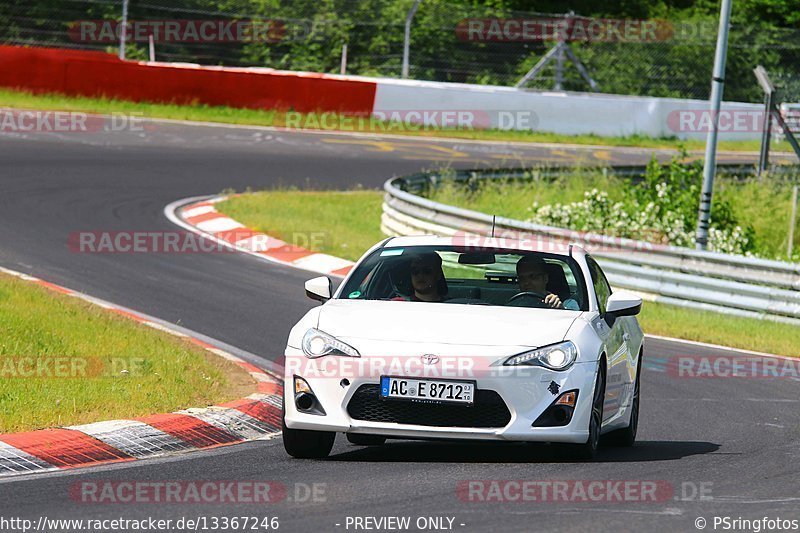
[402,0,422,79]
[118,0,129,60]
[789,185,798,259]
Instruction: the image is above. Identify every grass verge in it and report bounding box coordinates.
[0,273,255,433]
[216,188,800,357]
[427,170,800,261]
[0,88,789,153]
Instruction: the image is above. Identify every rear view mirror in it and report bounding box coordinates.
[305,276,332,302]
[458,252,496,265]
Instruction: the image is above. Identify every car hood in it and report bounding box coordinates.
[317,299,580,348]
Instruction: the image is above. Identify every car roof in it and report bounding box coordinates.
[383,235,586,258]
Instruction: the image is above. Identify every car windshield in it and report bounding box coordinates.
[338,245,588,310]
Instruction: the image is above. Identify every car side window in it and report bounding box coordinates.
[586,257,612,314]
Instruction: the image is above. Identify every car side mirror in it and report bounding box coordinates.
[305,276,332,303]
[604,290,642,326]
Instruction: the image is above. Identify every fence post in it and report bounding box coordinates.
[695,0,733,250]
[340,43,348,75]
[148,34,155,62]
[118,0,129,60]
[402,0,422,78]
[789,184,798,260]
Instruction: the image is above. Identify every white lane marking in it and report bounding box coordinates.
[645,334,798,361]
[142,320,189,336]
[195,216,244,233]
[235,234,286,252]
[291,253,353,272]
[181,204,215,218]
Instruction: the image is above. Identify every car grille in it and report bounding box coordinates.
[346,384,512,429]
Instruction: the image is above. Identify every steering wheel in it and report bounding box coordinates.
[507,291,549,307]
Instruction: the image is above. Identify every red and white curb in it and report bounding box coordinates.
[165,196,354,278]
[0,266,283,478]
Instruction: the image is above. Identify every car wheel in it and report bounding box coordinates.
[346,434,387,446]
[605,356,641,447]
[282,417,335,459]
[565,360,605,460]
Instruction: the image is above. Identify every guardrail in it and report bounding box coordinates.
[381,167,800,325]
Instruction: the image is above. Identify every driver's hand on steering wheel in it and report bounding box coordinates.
[544,293,564,309]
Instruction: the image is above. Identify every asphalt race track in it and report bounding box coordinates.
[0,121,797,532]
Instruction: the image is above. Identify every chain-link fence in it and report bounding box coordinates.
[1,0,799,103]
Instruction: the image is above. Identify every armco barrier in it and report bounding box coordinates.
[0,46,376,114]
[372,77,765,141]
[381,168,800,326]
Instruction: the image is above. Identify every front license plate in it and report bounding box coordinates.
[380,376,475,405]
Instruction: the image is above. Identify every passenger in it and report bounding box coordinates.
[514,255,578,310]
[395,252,448,302]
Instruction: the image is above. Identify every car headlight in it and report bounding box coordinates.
[301,328,360,358]
[504,341,577,370]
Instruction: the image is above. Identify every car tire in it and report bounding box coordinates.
[565,360,606,461]
[346,433,387,446]
[604,355,641,447]
[282,417,335,459]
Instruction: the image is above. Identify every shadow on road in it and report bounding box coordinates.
[329,439,720,463]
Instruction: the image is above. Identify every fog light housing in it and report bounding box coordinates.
[532,390,579,427]
[293,376,325,415]
[295,376,312,394]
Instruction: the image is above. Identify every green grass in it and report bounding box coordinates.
[429,171,630,221]
[639,301,800,357]
[217,190,386,261]
[717,178,800,260]
[217,188,800,357]
[0,87,791,153]
[0,274,255,433]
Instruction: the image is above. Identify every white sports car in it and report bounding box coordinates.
[282,236,644,459]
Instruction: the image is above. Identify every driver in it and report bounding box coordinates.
[515,255,565,309]
[393,252,448,302]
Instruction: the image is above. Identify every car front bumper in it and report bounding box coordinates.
[283,348,598,444]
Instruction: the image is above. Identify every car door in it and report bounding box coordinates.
[586,256,627,423]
